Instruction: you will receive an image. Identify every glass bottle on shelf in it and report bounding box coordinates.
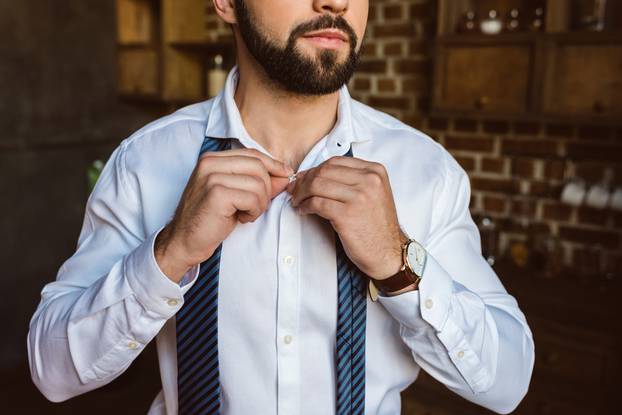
[207,54,227,98]
[529,7,545,31]
[480,9,503,35]
[505,8,522,32]
[456,9,478,33]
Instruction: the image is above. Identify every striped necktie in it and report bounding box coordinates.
[176,136,367,415]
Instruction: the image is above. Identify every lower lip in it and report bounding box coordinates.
[302,36,347,49]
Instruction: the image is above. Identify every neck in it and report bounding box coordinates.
[233,60,341,172]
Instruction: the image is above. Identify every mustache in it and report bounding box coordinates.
[290,14,358,45]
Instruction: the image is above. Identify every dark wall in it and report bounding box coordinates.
[1,0,160,412]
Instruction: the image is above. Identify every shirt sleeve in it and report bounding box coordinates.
[376,153,535,415]
[27,139,200,402]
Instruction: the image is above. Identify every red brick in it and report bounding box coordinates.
[445,136,494,152]
[502,138,558,157]
[566,141,622,162]
[374,23,416,38]
[545,123,575,137]
[543,160,566,181]
[559,226,620,249]
[427,116,448,131]
[513,121,541,136]
[483,120,510,134]
[455,155,476,172]
[481,157,505,173]
[367,96,410,110]
[575,162,606,182]
[577,124,613,141]
[383,4,404,20]
[511,199,537,216]
[453,118,478,132]
[383,42,402,56]
[511,158,535,178]
[356,59,386,73]
[542,202,572,221]
[471,177,520,194]
[377,78,396,92]
[483,196,507,213]
[360,41,377,57]
[402,77,426,93]
[394,58,429,75]
[577,206,609,226]
[530,181,563,198]
[352,77,371,92]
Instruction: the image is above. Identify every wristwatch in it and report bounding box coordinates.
[369,237,427,301]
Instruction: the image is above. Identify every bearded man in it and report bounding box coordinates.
[28,1,534,414]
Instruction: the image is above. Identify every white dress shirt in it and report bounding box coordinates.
[28,65,534,415]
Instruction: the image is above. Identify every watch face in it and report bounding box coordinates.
[406,240,427,277]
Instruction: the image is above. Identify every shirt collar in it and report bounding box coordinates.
[204,64,369,147]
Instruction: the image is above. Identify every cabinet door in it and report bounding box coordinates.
[117,49,159,96]
[543,40,622,118]
[434,42,533,114]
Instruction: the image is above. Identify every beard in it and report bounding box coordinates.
[233,0,361,96]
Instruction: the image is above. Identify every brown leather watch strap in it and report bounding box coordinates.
[371,267,421,293]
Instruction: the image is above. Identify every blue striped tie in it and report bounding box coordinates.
[176,136,367,415]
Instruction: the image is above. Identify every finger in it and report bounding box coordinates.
[206,173,270,210]
[222,186,265,222]
[200,155,272,197]
[271,176,290,198]
[201,148,294,177]
[305,164,364,186]
[291,175,358,208]
[295,195,345,221]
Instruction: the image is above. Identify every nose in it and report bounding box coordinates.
[313,0,348,15]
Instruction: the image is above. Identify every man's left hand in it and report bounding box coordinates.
[286,156,408,280]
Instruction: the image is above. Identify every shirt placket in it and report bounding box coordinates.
[276,191,302,415]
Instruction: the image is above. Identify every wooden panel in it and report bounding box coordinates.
[117,48,159,96]
[116,0,155,45]
[162,0,210,43]
[543,43,622,117]
[162,48,205,101]
[438,44,532,113]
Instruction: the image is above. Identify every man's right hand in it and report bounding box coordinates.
[155,148,294,283]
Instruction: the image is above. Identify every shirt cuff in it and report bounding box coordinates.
[376,251,453,332]
[125,225,191,318]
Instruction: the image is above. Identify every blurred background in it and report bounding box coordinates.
[2,0,621,413]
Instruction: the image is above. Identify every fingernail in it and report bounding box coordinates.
[285,163,295,175]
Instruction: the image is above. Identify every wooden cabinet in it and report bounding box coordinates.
[542,34,622,118]
[432,0,622,122]
[115,0,235,108]
[434,36,535,115]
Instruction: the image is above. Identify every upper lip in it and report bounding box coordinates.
[303,29,348,42]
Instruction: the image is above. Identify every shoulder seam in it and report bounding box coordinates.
[124,115,207,148]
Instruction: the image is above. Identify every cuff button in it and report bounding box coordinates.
[167,299,180,306]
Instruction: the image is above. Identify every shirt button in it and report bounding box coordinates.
[424,298,434,309]
[283,255,296,266]
[128,341,139,350]
[283,335,293,345]
[167,299,179,306]
[457,350,465,358]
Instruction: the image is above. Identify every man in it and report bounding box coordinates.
[28,0,534,414]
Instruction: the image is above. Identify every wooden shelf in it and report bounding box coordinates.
[115,0,236,106]
[432,1,622,121]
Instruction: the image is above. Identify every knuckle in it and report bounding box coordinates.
[366,170,383,187]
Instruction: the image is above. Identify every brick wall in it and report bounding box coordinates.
[349,0,622,275]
